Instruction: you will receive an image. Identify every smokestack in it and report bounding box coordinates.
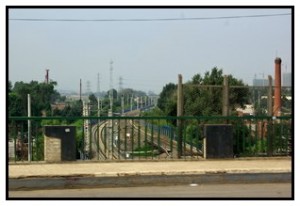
[45,69,49,84]
[273,57,282,116]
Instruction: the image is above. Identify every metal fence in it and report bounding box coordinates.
[8,115,292,162]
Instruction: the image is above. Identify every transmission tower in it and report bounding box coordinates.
[86,80,91,95]
[118,76,123,93]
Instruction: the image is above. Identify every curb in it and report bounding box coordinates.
[9,171,291,191]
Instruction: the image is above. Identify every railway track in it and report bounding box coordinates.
[91,109,202,160]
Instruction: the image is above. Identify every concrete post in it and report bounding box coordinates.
[222,75,229,116]
[83,101,91,159]
[97,98,101,121]
[177,74,183,158]
[130,95,133,111]
[121,95,124,116]
[107,109,113,159]
[27,94,31,162]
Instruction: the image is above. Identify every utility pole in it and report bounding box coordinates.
[118,76,123,94]
[109,61,114,112]
[97,98,101,120]
[121,95,124,116]
[130,95,133,111]
[79,79,82,101]
[27,94,31,162]
[96,97,101,159]
[177,74,183,158]
[97,73,100,98]
[108,60,114,159]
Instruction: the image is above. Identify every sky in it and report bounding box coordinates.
[8,7,292,94]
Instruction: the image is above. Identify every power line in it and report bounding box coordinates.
[9,13,291,22]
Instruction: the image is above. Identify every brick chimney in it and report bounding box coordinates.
[273,57,282,116]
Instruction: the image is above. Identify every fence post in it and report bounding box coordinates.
[222,75,229,119]
[177,74,183,158]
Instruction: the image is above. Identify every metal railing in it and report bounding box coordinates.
[8,115,292,162]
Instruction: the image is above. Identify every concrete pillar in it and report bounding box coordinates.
[222,75,229,116]
[177,74,183,158]
[274,57,282,116]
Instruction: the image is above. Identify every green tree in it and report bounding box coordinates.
[185,67,249,116]
[8,92,24,117]
[62,100,82,117]
[8,81,13,93]
[88,94,98,116]
[106,89,118,99]
[118,88,134,98]
[157,83,177,116]
[9,81,61,116]
[157,67,250,116]
[89,94,97,105]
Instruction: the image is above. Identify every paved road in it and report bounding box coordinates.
[9,183,292,198]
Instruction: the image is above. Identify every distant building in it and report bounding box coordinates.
[253,73,291,87]
[253,78,269,87]
[282,72,291,87]
[51,103,67,111]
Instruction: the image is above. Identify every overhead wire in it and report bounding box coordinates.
[9,13,291,22]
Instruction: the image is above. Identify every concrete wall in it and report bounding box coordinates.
[44,126,76,162]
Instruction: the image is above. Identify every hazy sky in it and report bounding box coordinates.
[8,7,292,94]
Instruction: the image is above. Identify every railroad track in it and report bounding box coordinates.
[91,109,202,160]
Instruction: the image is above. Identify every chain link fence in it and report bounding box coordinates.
[183,83,292,117]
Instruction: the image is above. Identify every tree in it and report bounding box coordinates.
[157,67,250,116]
[9,81,61,116]
[106,89,118,99]
[64,100,83,117]
[184,67,249,116]
[8,81,13,93]
[8,92,24,117]
[88,94,98,116]
[227,74,250,110]
[118,88,134,98]
[157,83,177,116]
